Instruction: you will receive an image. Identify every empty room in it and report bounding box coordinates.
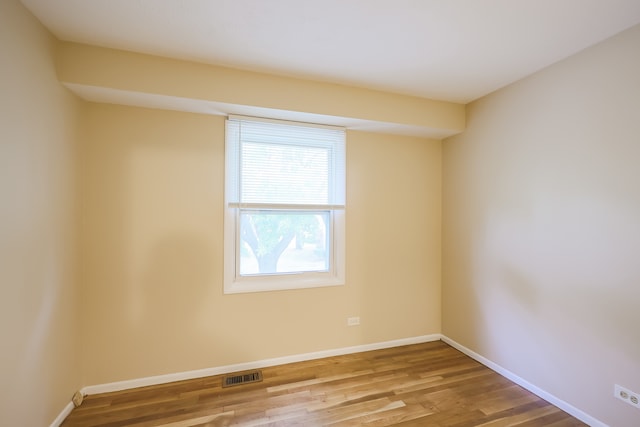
[2,0,640,426]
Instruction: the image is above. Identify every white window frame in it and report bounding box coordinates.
[223,115,345,294]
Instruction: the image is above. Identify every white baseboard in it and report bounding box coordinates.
[57,334,605,427]
[440,335,608,427]
[81,334,442,396]
[49,401,74,427]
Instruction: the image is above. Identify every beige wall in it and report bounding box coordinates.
[79,104,442,385]
[443,24,640,427]
[0,1,83,425]
[3,0,442,414]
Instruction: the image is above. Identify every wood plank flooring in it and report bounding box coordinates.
[62,341,587,427]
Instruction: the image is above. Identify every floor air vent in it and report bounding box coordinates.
[222,370,263,387]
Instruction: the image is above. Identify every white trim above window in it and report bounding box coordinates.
[224,116,346,294]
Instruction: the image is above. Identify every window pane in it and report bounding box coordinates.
[239,211,330,275]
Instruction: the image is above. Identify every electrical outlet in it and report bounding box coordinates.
[615,384,640,409]
[347,316,360,326]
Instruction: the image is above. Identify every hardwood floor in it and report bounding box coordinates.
[62,341,587,427]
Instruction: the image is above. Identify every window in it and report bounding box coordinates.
[224,115,345,293]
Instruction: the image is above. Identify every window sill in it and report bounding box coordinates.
[223,274,345,294]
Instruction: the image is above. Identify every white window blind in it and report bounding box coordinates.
[226,116,345,210]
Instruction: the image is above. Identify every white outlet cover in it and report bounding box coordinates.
[615,384,640,410]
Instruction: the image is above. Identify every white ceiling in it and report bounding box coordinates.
[20,0,640,104]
